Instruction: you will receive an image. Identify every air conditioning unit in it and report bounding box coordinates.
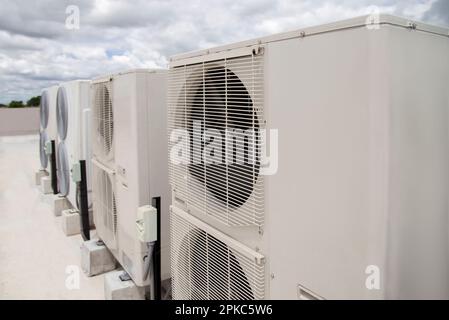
[39,85,59,193]
[168,15,449,299]
[91,69,170,291]
[56,80,92,239]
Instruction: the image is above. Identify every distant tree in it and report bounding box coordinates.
[0,103,7,108]
[8,101,25,108]
[27,96,41,107]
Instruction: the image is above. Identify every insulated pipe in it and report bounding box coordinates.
[50,140,58,194]
[143,242,155,280]
[79,160,90,241]
[152,196,161,300]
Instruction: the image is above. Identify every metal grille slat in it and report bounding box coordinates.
[91,164,117,249]
[171,209,265,300]
[168,53,265,227]
[91,81,114,164]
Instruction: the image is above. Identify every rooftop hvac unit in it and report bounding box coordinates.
[91,69,170,290]
[168,15,449,300]
[39,85,59,193]
[56,80,92,239]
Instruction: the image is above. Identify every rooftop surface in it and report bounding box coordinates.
[0,135,104,299]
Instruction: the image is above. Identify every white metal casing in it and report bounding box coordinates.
[91,69,170,287]
[39,85,58,173]
[45,85,59,141]
[168,14,449,299]
[56,80,92,209]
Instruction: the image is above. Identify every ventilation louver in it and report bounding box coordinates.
[92,163,117,248]
[56,86,68,140]
[39,130,48,169]
[171,208,265,300]
[40,91,49,129]
[57,141,70,196]
[92,82,114,163]
[168,54,265,227]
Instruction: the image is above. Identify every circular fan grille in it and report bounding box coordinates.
[96,168,117,236]
[40,90,49,129]
[56,86,68,140]
[39,130,48,169]
[94,84,113,158]
[187,67,260,209]
[57,141,70,196]
[178,229,253,299]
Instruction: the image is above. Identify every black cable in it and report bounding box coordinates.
[50,140,58,194]
[152,196,161,300]
[79,160,90,241]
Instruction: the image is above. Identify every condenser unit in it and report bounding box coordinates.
[56,80,92,240]
[168,15,449,299]
[39,85,59,193]
[91,69,170,293]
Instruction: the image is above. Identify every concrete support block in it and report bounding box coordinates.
[53,196,71,217]
[81,239,116,277]
[61,209,81,236]
[40,176,52,194]
[104,270,146,300]
[62,209,95,236]
[35,170,48,186]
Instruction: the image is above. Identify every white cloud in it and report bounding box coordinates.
[0,0,447,103]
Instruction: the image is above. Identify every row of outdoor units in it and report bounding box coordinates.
[36,15,449,300]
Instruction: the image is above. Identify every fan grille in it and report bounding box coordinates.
[40,90,49,129]
[171,209,265,300]
[39,130,48,169]
[92,164,117,242]
[56,86,68,140]
[168,53,265,227]
[57,141,70,196]
[92,81,114,162]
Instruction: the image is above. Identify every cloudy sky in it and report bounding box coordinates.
[0,0,448,104]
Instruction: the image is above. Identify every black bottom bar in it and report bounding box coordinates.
[50,140,58,194]
[78,160,90,241]
[152,196,161,300]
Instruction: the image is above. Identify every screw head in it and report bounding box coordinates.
[271,273,275,280]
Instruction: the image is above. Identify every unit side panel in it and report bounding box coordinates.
[78,81,92,192]
[386,26,449,299]
[113,72,147,284]
[67,82,80,161]
[266,27,379,299]
[64,82,80,207]
[47,86,59,140]
[146,72,171,280]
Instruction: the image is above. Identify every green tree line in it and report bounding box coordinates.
[0,96,41,108]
